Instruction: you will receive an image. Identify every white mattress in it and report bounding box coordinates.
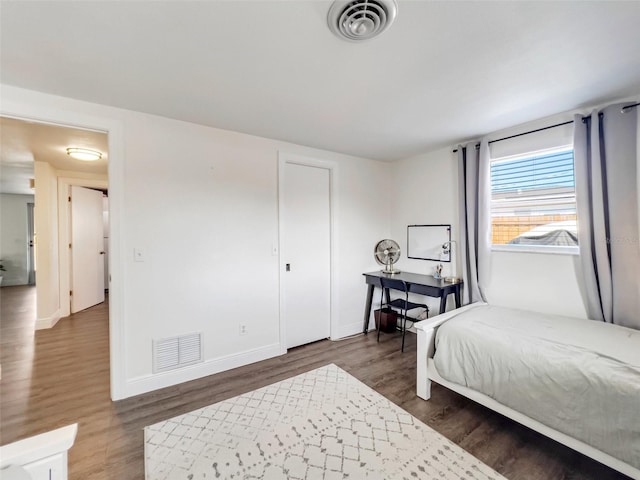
[433,304,640,469]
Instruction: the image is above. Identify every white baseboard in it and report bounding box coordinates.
[35,310,61,330]
[123,343,283,399]
[331,321,368,340]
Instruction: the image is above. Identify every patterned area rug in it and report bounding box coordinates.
[144,364,505,480]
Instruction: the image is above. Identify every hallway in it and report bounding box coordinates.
[0,285,111,476]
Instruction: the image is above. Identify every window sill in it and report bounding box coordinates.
[491,245,579,256]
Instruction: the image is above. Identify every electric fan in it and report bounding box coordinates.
[374,239,401,274]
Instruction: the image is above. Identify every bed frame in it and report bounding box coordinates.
[415,303,640,480]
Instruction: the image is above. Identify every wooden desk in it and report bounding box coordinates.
[362,271,463,334]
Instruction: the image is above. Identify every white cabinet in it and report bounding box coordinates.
[0,424,77,480]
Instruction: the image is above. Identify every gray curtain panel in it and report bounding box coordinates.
[457,139,491,305]
[573,104,640,329]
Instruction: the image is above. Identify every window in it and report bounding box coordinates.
[491,147,578,250]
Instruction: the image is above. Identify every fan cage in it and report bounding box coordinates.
[374,239,401,266]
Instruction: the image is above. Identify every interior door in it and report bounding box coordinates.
[71,185,105,313]
[282,162,331,349]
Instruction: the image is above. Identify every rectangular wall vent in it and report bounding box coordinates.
[153,333,203,373]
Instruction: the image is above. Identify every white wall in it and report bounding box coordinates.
[121,111,390,382]
[333,155,392,337]
[483,251,586,318]
[389,148,459,316]
[1,84,391,399]
[33,161,61,327]
[0,193,34,286]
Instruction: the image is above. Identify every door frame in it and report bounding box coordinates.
[1,96,127,400]
[27,202,35,285]
[59,178,108,318]
[277,152,338,353]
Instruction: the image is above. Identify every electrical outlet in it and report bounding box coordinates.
[239,324,248,336]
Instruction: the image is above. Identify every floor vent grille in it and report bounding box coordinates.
[153,333,202,373]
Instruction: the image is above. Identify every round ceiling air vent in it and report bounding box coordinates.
[327,0,398,42]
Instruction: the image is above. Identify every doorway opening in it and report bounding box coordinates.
[0,114,110,365]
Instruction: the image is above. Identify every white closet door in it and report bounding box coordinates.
[282,162,331,349]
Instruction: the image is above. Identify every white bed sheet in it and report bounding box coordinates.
[433,304,640,469]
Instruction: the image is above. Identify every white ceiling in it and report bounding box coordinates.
[1,1,640,161]
[0,117,108,195]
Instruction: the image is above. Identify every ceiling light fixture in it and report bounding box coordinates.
[328,0,397,42]
[66,147,102,161]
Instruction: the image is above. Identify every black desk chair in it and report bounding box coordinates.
[378,277,429,352]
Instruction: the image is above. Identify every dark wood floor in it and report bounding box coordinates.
[0,285,630,480]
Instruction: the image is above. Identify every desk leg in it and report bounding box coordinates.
[454,285,462,309]
[439,295,447,315]
[363,284,375,334]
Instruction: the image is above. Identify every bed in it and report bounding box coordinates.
[415,302,640,480]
